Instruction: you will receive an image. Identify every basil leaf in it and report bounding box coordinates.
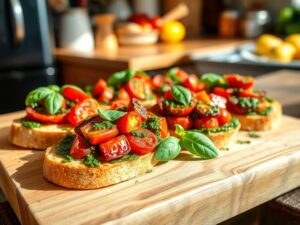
[108,69,145,86]
[48,84,60,92]
[45,92,64,114]
[154,136,182,161]
[25,87,52,106]
[98,109,127,121]
[56,134,76,156]
[167,67,182,83]
[171,85,192,105]
[201,73,226,88]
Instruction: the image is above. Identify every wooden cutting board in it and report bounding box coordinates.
[0,112,299,225]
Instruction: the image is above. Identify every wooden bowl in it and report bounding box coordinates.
[117,30,159,46]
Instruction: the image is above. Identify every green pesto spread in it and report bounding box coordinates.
[109,154,138,164]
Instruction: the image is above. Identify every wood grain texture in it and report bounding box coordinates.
[0,112,299,225]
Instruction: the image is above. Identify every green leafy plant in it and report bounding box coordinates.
[154,136,182,161]
[200,73,226,88]
[98,109,127,121]
[107,69,146,86]
[171,85,192,105]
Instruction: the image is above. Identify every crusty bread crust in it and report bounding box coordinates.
[232,101,282,131]
[43,147,157,189]
[9,119,74,150]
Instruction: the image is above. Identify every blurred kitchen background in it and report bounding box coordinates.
[1,0,300,113]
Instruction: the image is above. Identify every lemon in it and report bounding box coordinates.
[286,34,300,58]
[256,34,282,55]
[268,42,296,63]
[160,21,186,43]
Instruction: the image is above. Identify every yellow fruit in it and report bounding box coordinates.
[267,42,296,63]
[160,21,186,43]
[256,34,282,55]
[285,34,300,59]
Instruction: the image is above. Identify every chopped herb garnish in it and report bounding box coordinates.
[265,96,274,103]
[21,118,41,129]
[144,117,160,130]
[258,106,272,116]
[110,154,138,164]
[93,121,114,130]
[62,155,74,163]
[55,134,76,156]
[131,130,149,138]
[83,154,100,167]
[238,97,259,110]
[248,132,260,138]
[220,147,230,151]
[236,140,251,144]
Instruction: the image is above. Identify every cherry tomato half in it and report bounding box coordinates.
[147,112,169,139]
[26,107,68,124]
[194,117,219,129]
[67,99,100,126]
[98,86,114,103]
[128,98,147,122]
[70,136,91,159]
[117,87,130,101]
[99,135,131,161]
[238,89,260,98]
[62,85,90,102]
[110,99,130,110]
[163,99,196,116]
[126,77,150,100]
[92,79,107,97]
[152,74,164,89]
[216,108,232,126]
[166,116,193,130]
[116,111,142,134]
[225,74,254,89]
[127,128,158,155]
[194,90,211,103]
[213,87,233,99]
[182,75,202,92]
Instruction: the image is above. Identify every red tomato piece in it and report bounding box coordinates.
[216,108,232,126]
[98,87,114,103]
[125,77,147,100]
[99,135,131,161]
[117,87,130,101]
[175,69,189,83]
[194,90,211,103]
[92,79,107,97]
[26,107,68,124]
[152,74,164,89]
[225,74,254,89]
[164,89,175,101]
[194,117,219,129]
[110,99,130,110]
[128,98,147,122]
[227,100,246,115]
[182,75,201,92]
[238,89,260,98]
[150,16,162,29]
[166,116,193,130]
[163,99,196,116]
[62,85,90,102]
[127,128,158,155]
[213,87,233,99]
[67,99,100,126]
[147,112,169,139]
[70,136,91,159]
[116,111,142,134]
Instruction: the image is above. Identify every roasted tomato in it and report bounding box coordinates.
[26,107,68,124]
[238,89,260,98]
[164,89,175,101]
[80,121,119,145]
[163,99,196,116]
[117,87,130,101]
[127,128,158,154]
[98,86,114,103]
[70,136,91,159]
[196,102,220,117]
[110,99,130,110]
[227,100,246,115]
[182,75,202,92]
[125,77,147,100]
[146,112,169,139]
[116,111,142,134]
[99,135,131,161]
[67,99,100,126]
[225,74,254,89]
[152,74,164,89]
[128,98,147,122]
[92,79,107,97]
[194,90,211,103]
[62,85,90,102]
[212,87,233,99]
[216,108,232,126]
[194,117,219,129]
[166,116,193,130]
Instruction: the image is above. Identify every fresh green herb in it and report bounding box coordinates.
[258,106,272,116]
[55,134,76,156]
[65,99,75,107]
[171,85,192,105]
[154,136,182,161]
[110,154,139,164]
[83,154,100,167]
[144,116,160,130]
[175,125,218,159]
[167,67,182,83]
[238,97,259,110]
[21,118,41,129]
[93,121,114,130]
[236,140,251,144]
[220,147,230,151]
[248,131,260,138]
[265,96,274,103]
[25,87,53,106]
[200,73,226,88]
[131,130,149,138]
[62,155,74,163]
[155,130,162,143]
[159,84,169,93]
[56,108,70,114]
[193,117,240,134]
[107,69,146,86]
[44,92,64,115]
[98,109,127,121]
[48,84,60,92]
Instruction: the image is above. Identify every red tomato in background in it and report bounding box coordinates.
[238,89,260,98]
[216,108,232,126]
[194,90,211,103]
[150,16,162,29]
[116,111,142,134]
[117,88,130,101]
[125,77,147,100]
[194,117,219,129]
[70,136,91,159]
[99,135,131,161]
[62,85,90,102]
[110,99,130,110]
[163,99,196,116]
[67,99,100,126]
[213,87,233,99]
[166,116,193,130]
[227,100,246,115]
[152,74,164,89]
[225,74,254,89]
[164,89,175,101]
[182,75,202,92]
[127,128,158,155]
[128,98,147,122]
[98,87,114,103]
[92,79,107,97]
[26,107,68,124]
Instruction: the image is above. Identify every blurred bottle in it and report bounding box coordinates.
[219,10,239,38]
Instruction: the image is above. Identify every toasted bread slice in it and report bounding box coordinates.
[233,101,282,131]
[43,146,157,189]
[9,119,74,150]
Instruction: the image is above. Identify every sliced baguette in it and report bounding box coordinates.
[232,101,282,131]
[43,146,157,189]
[9,119,74,150]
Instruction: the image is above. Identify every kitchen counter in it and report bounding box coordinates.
[55,39,250,86]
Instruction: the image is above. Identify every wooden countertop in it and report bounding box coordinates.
[0,70,300,225]
[55,39,250,71]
